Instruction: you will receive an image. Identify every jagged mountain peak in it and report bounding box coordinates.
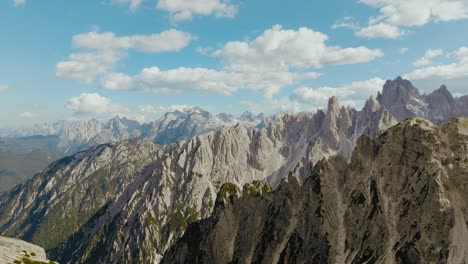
[378,76,421,105]
[326,96,340,114]
[162,118,468,264]
[428,84,454,102]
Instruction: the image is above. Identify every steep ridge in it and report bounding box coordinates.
[163,118,468,264]
[0,139,163,250]
[0,95,396,263]
[0,110,268,192]
[0,77,466,263]
[50,97,396,263]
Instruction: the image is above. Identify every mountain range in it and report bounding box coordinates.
[0,108,270,191]
[0,77,467,263]
[163,117,468,264]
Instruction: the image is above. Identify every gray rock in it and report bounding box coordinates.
[162,118,468,264]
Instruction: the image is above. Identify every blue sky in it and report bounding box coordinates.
[1,0,468,127]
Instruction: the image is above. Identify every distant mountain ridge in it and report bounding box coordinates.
[0,108,270,155]
[0,77,467,263]
[0,108,270,192]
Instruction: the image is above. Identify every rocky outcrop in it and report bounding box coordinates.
[163,118,468,264]
[0,236,54,263]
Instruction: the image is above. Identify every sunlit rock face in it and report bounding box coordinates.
[163,118,468,264]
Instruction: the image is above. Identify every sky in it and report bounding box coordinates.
[1,0,468,127]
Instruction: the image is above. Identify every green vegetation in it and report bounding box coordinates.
[168,210,187,233]
[243,180,272,197]
[146,211,158,227]
[263,182,273,193]
[218,182,239,202]
[213,180,221,189]
[244,180,262,196]
[204,188,214,207]
[83,226,104,258]
[17,257,54,264]
[185,206,199,225]
[166,204,201,233]
[458,118,468,127]
[31,167,115,249]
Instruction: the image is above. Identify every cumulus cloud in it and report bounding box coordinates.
[13,0,25,7]
[215,25,383,71]
[99,25,382,98]
[0,85,8,92]
[66,93,128,116]
[240,98,303,115]
[56,51,123,83]
[291,78,386,109]
[65,93,197,122]
[19,112,33,118]
[356,22,404,38]
[56,30,192,83]
[412,49,443,67]
[72,30,193,52]
[355,0,468,39]
[100,67,320,98]
[156,0,237,22]
[405,47,468,81]
[138,104,193,115]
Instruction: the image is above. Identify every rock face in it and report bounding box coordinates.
[0,78,466,263]
[163,118,468,264]
[0,236,53,263]
[0,96,396,264]
[0,109,269,192]
[377,76,468,124]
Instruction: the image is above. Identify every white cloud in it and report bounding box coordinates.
[291,77,386,109]
[400,47,409,54]
[215,25,383,71]
[0,85,8,92]
[156,0,237,22]
[100,66,320,98]
[99,25,381,98]
[13,0,25,7]
[138,104,192,115]
[405,47,468,81]
[72,30,193,52]
[111,0,142,11]
[412,48,443,67]
[357,0,468,39]
[19,112,33,118]
[356,22,404,38]
[66,93,125,115]
[240,98,303,114]
[331,16,360,30]
[56,51,123,83]
[57,29,192,84]
[65,93,196,122]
